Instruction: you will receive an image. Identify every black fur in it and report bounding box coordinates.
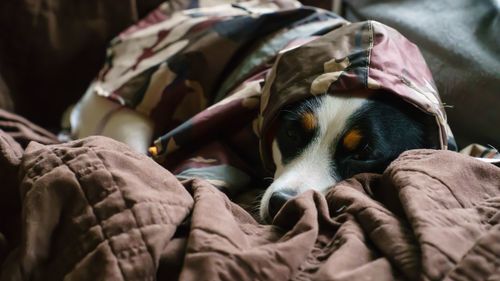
[334,94,439,179]
[275,93,439,179]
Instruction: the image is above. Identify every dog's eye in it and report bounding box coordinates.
[352,143,372,160]
[286,127,301,142]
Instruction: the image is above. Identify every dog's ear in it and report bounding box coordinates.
[370,91,442,150]
[395,100,455,152]
[420,114,442,150]
[397,101,442,150]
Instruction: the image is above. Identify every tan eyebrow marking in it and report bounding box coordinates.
[301,112,317,131]
[343,129,363,151]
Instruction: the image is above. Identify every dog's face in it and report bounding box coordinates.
[260,91,438,221]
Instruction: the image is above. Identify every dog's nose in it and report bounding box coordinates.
[268,190,298,219]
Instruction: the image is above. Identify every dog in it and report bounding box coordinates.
[259,90,441,221]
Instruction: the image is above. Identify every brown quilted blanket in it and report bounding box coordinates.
[1,117,499,281]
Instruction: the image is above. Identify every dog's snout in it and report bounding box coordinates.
[268,190,298,219]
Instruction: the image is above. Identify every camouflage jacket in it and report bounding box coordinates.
[83,0,455,195]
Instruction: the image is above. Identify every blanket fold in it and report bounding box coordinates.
[1,136,193,281]
[1,136,498,280]
[0,109,58,148]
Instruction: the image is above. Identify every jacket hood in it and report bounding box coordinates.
[258,20,454,171]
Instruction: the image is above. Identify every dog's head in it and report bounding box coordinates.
[259,91,440,221]
[257,21,455,222]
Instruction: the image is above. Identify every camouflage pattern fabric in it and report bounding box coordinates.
[85,0,459,195]
[86,0,347,193]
